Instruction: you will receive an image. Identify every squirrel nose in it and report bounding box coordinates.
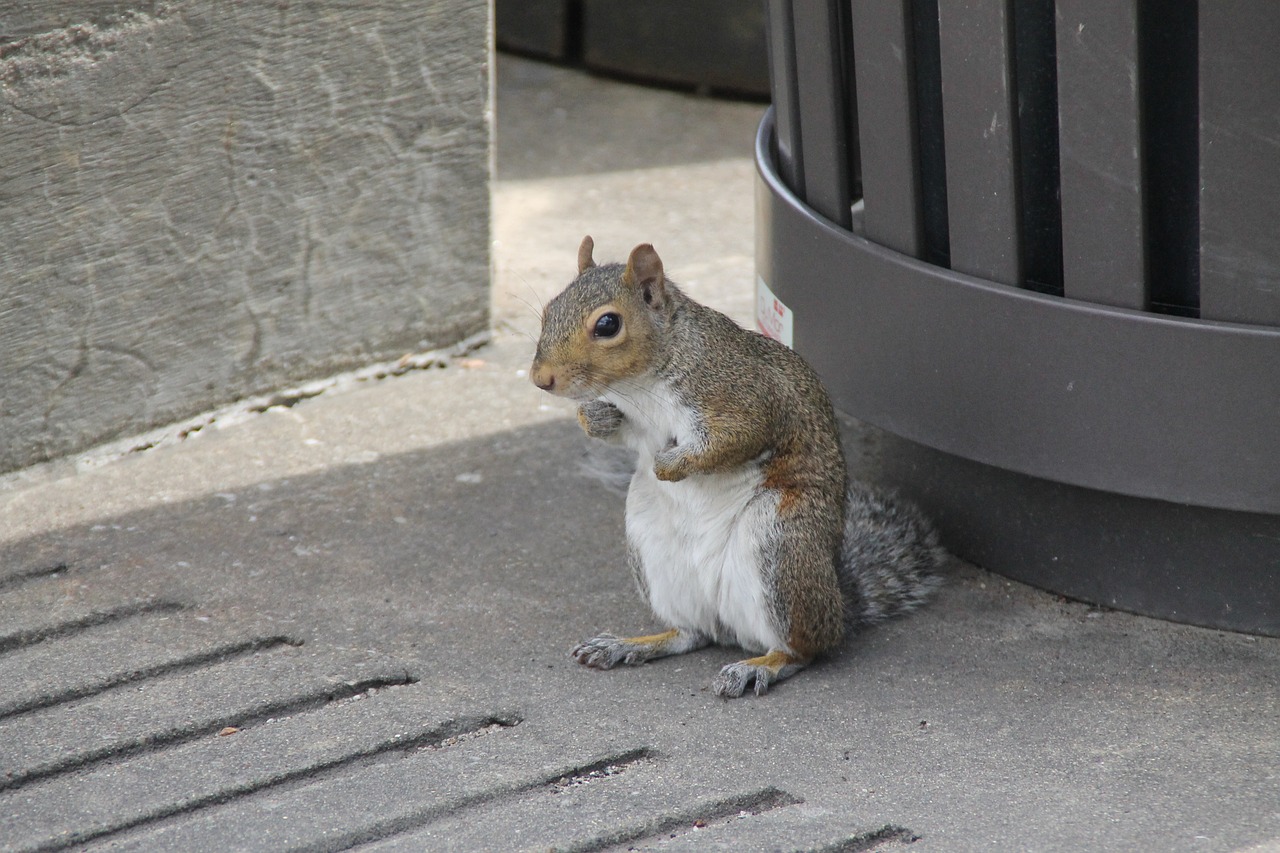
[531,364,555,392]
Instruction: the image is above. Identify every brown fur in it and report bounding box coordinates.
[618,628,680,647]
[739,649,808,672]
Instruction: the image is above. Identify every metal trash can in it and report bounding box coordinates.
[755,0,1280,635]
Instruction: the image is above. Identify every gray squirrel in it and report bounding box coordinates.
[531,237,944,697]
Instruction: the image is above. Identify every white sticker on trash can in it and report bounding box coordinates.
[756,275,794,348]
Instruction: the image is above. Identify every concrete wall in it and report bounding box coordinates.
[0,1,490,474]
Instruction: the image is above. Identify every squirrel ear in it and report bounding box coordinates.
[624,243,666,306]
[577,236,596,274]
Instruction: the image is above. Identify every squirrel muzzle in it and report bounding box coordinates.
[530,360,558,394]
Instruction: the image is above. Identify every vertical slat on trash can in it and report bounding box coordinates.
[851,0,923,257]
[764,0,804,193]
[936,0,1021,285]
[1055,0,1146,309]
[792,0,854,229]
[1198,5,1280,326]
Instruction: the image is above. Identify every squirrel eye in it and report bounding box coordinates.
[593,312,622,339]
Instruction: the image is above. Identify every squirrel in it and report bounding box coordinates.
[530,237,945,698]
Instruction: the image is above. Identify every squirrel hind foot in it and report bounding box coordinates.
[571,628,708,670]
[570,633,632,669]
[712,650,810,698]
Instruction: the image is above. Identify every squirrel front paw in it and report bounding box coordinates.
[577,400,624,439]
[653,444,691,482]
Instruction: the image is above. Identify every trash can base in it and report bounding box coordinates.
[845,420,1280,638]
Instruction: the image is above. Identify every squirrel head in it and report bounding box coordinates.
[530,236,672,400]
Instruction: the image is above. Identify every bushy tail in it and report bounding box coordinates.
[837,481,947,629]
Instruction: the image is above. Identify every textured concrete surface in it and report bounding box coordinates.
[0,55,1278,853]
[0,1,489,474]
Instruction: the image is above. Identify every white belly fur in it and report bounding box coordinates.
[626,464,782,652]
[603,381,784,654]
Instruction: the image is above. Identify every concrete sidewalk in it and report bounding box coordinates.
[2,55,1278,852]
